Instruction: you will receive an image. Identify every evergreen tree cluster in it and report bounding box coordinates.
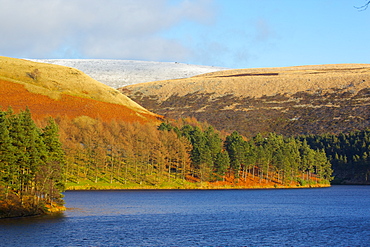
[0,108,65,218]
[301,130,370,184]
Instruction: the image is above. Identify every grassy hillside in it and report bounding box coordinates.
[122,64,370,100]
[0,56,162,123]
[121,64,370,137]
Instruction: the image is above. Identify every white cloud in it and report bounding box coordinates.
[0,0,214,61]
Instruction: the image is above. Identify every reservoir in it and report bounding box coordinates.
[1,186,370,246]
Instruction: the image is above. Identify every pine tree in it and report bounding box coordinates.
[225,131,247,179]
[204,126,222,162]
[38,118,66,205]
[243,141,256,179]
[299,139,316,181]
[0,108,67,216]
[0,110,16,198]
[214,151,230,180]
[7,108,46,203]
[190,127,213,181]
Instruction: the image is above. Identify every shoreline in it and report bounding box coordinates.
[65,183,331,191]
[0,201,66,220]
[1,184,329,219]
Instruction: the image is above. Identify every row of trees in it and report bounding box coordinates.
[0,108,65,217]
[301,130,370,183]
[53,116,332,187]
[160,122,332,184]
[57,116,192,187]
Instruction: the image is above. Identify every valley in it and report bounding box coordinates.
[1,57,370,219]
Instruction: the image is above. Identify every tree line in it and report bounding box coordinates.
[160,122,332,185]
[0,108,65,218]
[54,116,332,188]
[300,130,370,184]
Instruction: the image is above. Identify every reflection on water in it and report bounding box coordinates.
[0,212,66,226]
[1,186,370,246]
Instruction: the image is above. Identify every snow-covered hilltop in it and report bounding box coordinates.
[28,59,228,89]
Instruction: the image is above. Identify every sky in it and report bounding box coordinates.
[1,0,370,69]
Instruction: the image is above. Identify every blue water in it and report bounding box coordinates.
[1,186,370,246]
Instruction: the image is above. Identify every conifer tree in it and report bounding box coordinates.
[0,110,16,198]
[38,118,66,204]
[189,127,213,181]
[225,131,247,179]
[214,151,230,180]
[299,139,316,181]
[6,108,46,202]
[0,108,66,214]
[204,126,222,162]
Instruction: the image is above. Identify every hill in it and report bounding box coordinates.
[120,64,370,137]
[28,59,227,89]
[0,56,162,123]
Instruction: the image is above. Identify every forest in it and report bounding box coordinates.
[0,108,65,218]
[1,108,337,218]
[301,130,370,184]
[53,116,332,189]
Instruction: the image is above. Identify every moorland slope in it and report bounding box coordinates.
[0,56,162,123]
[121,64,370,137]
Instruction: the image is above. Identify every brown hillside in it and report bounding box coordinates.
[122,64,370,100]
[0,80,161,123]
[121,64,370,137]
[0,56,162,123]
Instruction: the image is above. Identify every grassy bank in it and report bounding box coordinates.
[65,177,330,191]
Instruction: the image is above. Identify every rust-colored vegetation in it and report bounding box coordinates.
[206,172,323,189]
[0,79,162,123]
[0,56,162,123]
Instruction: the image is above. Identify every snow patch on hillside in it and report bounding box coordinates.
[29,59,228,89]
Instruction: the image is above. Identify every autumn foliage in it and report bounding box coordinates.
[50,116,332,190]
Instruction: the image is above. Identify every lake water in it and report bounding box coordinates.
[1,186,370,246]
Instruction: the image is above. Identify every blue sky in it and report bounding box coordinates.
[1,0,369,68]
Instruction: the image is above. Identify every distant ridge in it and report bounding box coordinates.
[28,59,228,88]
